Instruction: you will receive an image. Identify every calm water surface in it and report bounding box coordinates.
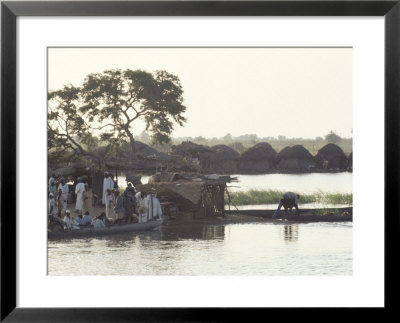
[118,173,352,194]
[48,222,352,276]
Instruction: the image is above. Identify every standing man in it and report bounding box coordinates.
[102,172,108,205]
[114,191,124,223]
[272,192,300,219]
[105,189,115,221]
[83,183,93,215]
[48,172,57,197]
[103,172,114,206]
[48,193,56,217]
[75,177,85,215]
[58,178,69,214]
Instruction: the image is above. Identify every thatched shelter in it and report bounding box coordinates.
[276,145,315,170]
[237,142,277,173]
[206,145,239,174]
[314,143,348,169]
[136,172,235,217]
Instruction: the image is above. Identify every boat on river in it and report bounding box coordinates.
[48,218,164,239]
[227,207,352,222]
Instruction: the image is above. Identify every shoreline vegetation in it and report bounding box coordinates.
[225,189,352,206]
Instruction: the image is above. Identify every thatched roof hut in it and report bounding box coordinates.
[207,145,239,174]
[276,145,315,170]
[237,142,277,173]
[170,141,214,171]
[171,141,213,157]
[314,143,347,169]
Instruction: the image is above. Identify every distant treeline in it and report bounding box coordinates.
[139,132,352,156]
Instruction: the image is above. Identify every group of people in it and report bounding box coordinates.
[48,171,162,231]
[48,174,93,219]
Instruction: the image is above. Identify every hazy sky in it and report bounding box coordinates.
[48,47,352,139]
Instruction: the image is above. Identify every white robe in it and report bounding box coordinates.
[102,177,107,204]
[105,194,115,220]
[102,177,114,204]
[75,182,85,211]
[48,177,57,196]
[58,183,69,211]
[145,195,162,220]
[93,219,105,228]
[48,198,56,215]
[64,216,79,230]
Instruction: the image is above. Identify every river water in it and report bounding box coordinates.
[119,172,352,194]
[49,173,352,275]
[48,221,352,276]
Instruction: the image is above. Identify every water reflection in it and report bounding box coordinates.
[161,225,225,241]
[283,224,299,242]
[48,222,352,276]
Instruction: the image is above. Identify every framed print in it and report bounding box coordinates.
[1,0,399,321]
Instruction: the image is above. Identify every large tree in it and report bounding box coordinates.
[80,69,186,159]
[48,69,187,166]
[48,85,102,164]
[325,130,342,144]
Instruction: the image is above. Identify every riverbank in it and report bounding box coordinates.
[226,189,352,206]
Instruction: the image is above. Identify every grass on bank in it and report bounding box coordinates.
[225,189,352,206]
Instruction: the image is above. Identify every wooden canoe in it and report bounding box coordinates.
[48,218,164,239]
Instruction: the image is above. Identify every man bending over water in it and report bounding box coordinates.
[272,192,300,219]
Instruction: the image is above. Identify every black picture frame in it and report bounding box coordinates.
[1,1,399,321]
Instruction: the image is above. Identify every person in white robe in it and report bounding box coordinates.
[105,189,115,221]
[135,192,148,223]
[48,193,56,216]
[75,178,85,215]
[102,172,108,205]
[48,173,57,197]
[63,210,79,230]
[75,214,83,225]
[58,178,69,213]
[145,194,163,221]
[103,173,114,205]
[81,211,93,226]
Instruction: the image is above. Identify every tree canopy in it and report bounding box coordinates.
[48,69,187,164]
[325,131,342,144]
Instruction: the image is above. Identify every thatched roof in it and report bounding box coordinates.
[136,172,234,204]
[277,145,313,160]
[53,163,94,177]
[210,145,239,162]
[136,181,205,204]
[149,172,182,183]
[315,144,346,160]
[238,142,277,162]
[134,141,158,157]
[171,141,213,156]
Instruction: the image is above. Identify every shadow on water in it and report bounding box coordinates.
[59,224,226,247]
[283,224,299,242]
[161,224,225,241]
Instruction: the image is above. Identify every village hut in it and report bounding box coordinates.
[206,145,239,174]
[171,141,213,171]
[314,143,348,169]
[276,145,315,171]
[236,142,277,173]
[136,172,234,218]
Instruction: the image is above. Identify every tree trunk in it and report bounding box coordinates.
[127,131,136,161]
